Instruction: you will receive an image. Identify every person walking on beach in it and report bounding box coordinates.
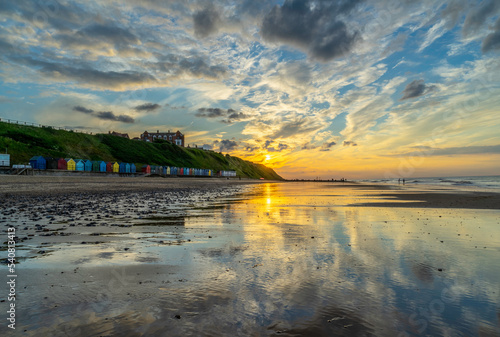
[403,179,405,185]
[398,178,401,184]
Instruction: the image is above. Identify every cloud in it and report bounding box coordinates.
[400,80,437,100]
[72,106,94,114]
[301,142,317,150]
[55,23,139,52]
[264,140,289,152]
[271,118,323,139]
[196,108,249,123]
[482,18,500,53]
[343,141,357,147]
[153,54,227,80]
[388,144,500,157]
[12,56,157,90]
[96,111,135,123]
[193,6,221,38]
[320,142,337,151]
[72,105,134,123]
[196,108,228,118]
[463,0,500,37]
[134,103,161,112]
[214,139,238,152]
[261,0,363,61]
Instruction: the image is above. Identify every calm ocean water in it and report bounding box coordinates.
[361,175,500,189]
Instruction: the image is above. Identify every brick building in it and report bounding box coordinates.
[108,131,130,139]
[140,130,185,147]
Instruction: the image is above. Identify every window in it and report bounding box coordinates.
[175,139,182,145]
[169,136,172,140]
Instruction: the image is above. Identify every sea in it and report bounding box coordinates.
[360,175,500,189]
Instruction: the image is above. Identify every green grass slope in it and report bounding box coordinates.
[0,122,283,180]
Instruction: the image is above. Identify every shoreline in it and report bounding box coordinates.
[1,175,500,209]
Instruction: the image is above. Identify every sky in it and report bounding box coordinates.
[1,0,499,179]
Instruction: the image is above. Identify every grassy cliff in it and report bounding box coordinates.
[0,122,283,180]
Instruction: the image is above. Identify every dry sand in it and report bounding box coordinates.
[0,175,265,196]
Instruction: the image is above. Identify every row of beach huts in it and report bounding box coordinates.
[26,156,237,177]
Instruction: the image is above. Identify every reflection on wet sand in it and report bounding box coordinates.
[4,182,500,336]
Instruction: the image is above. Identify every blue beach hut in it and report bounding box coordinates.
[29,156,46,170]
[75,159,85,171]
[130,163,136,173]
[125,163,131,173]
[119,162,126,173]
[84,160,92,171]
[99,161,106,172]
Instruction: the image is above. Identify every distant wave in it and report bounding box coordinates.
[452,181,473,185]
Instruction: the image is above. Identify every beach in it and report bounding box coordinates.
[1,176,499,336]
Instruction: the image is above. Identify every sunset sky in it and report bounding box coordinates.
[1,0,499,179]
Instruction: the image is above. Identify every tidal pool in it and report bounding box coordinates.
[4,182,500,336]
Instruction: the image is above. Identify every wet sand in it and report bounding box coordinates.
[1,178,500,336]
[0,175,264,196]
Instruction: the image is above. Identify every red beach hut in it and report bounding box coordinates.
[142,165,151,174]
[106,162,113,172]
[57,158,67,170]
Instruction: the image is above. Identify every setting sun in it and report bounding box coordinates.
[265,155,271,161]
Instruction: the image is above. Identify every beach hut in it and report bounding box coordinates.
[112,162,120,173]
[92,161,100,172]
[130,163,136,173]
[65,158,76,171]
[84,160,92,171]
[106,162,113,172]
[119,162,126,173]
[29,156,46,170]
[158,166,163,175]
[57,158,67,170]
[44,157,58,170]
[75,159,85,171]
[99,161,106,172]
[125,163,131,173]
[166,166,171,175]
[180,168,184,175]
[142,165,151,174]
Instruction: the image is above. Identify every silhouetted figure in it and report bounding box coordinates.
[403,179,405,185]
[398,178,401,184]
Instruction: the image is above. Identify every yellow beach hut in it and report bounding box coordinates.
[112,162,120,173]
[65,158,76,171]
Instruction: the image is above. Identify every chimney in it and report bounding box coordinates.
[157,130,159,133]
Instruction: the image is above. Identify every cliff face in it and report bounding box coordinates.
[0,122,283,180]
